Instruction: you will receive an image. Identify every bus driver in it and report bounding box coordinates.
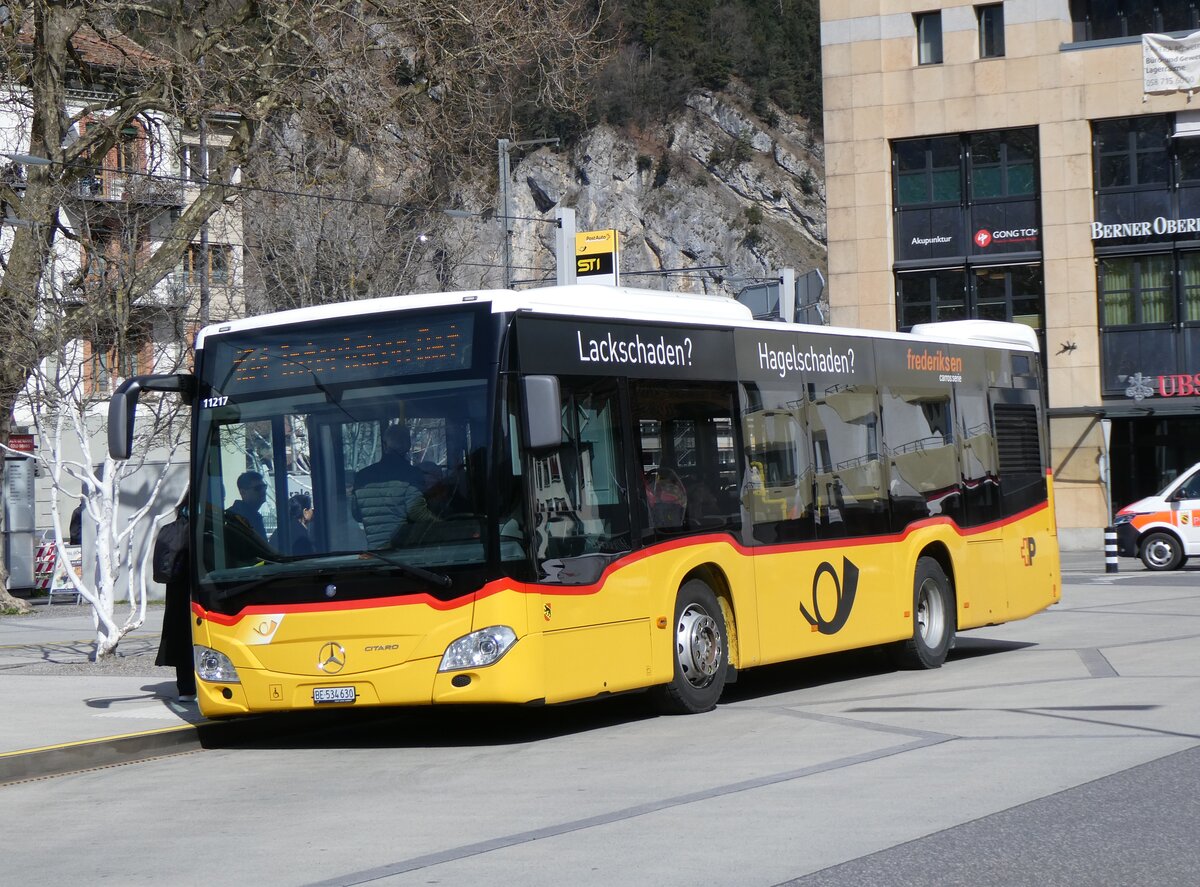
[351,424,435,547]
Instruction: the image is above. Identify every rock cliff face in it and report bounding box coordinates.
[496,83,826,299]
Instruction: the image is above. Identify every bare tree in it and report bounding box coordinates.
[0,1,609,611]
[3,295,187,655]
[240,0,610,309]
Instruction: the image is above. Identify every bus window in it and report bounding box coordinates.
[807,381,889,538]
[741,386,816,544]
[269,414,317,555]
[498,379,531,567]
[956,384,1000,526]
[530,378,631,584]
[633,382,740,540]
[879,383,961,527]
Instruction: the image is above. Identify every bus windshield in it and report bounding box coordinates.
[192,308,494,607]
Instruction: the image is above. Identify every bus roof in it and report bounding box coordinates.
[195,285,1038,353]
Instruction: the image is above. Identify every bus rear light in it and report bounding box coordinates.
[438,626,517,672]
[195,646,241,683]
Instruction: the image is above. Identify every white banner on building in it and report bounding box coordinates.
[1144,31,1200,95]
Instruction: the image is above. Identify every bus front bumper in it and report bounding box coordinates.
[196,633,544,718]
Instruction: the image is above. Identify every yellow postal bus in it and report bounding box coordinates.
[109,285,1060,717]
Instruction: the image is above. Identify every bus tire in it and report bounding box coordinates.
[1140,531,1184,571]
[891,556,955,670]
[655,579,728,715]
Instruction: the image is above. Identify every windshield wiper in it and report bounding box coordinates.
[355,550,452,589]
[212,570,292,605]
[209,551,452,606]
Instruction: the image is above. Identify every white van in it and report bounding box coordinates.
[1114,462,1200,570]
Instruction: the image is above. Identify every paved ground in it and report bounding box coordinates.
[2,551,1119,776]
[0,602,205,782]
[2,550,1198,885]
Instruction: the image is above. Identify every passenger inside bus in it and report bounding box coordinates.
[645,465,688,529]
[351,424,435,547]
[269,493,315,555]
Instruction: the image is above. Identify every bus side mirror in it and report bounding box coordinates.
[522,375,561,452]
[108,373,197,460]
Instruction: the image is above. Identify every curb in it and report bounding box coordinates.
[0,709,369,785]
[0,723,203,785]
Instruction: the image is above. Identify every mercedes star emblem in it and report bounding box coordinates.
[317,641,346,674]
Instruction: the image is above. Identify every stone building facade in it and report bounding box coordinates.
[820,1,1200,548]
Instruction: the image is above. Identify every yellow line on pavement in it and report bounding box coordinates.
[0,723,197,759]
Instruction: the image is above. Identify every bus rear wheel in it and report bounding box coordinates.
[1140,531,1184,571]
[891,556,955,670]
[655,579,728,714]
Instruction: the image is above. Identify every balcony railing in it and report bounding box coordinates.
[57,269,189,309]
[74,173,184,207]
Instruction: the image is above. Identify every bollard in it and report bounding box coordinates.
[1104,526,1119,573]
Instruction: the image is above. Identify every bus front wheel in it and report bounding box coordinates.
[655,579,728,714]
[891,556,955,670]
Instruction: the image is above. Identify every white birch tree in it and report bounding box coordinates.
[2,311,187,656]
[0,0,609,616]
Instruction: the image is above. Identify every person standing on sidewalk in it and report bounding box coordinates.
[153,495,196,702]
[69,497,85,546]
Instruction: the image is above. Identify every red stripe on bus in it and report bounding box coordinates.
[196,500,1050,625]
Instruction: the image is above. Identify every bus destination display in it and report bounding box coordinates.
[210,311,475,394]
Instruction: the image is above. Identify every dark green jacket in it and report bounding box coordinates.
[351,456,434,547]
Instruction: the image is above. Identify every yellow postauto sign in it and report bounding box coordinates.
[575,229,619,285]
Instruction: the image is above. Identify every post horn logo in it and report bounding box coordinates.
[317,641,346,674]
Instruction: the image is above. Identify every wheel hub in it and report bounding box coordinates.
[1145,539,1173,568]
[676,604,722,688]
[916,578,945,649]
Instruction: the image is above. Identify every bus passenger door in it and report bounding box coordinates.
[740,384,817,665]
[955,383,1006,624]
[528,377,648,702]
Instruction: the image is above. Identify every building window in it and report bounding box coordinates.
[970,130,1036,199]
[899,266,1044,333]
[1177,136,1200,185]
[1099,255,1175,327]
[113,126,146,175]
[84,322,154,396]
[897,269,967,327]
[179,145,226,183]
[915,12,943,65]
[974,265,1043,329]
[1094,117,1170,190]
[893,128,1039,263]
[894,137,961,206]
[180,243,233,285]
[1071,1,1200,42]
[1182,253,1200,322]
[977,4,1005,58]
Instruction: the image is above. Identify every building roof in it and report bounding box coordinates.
[18,22,168,74]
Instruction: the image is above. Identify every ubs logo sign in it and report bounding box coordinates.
[801,558,859,635]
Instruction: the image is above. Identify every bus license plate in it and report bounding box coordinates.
[313,686,356,704]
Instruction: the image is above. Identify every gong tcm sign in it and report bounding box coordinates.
[575,229,620,287]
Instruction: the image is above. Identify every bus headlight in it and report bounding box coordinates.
[194,645,241,683]
[438,626,517,672]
